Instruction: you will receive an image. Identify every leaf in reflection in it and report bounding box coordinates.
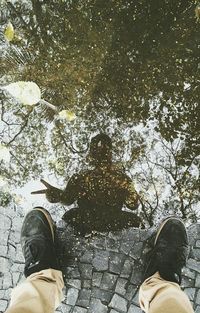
[13,194,23,205]
[2,81,58,115]
[2,81,41,106]
[4,22,15,42]
[58,109,76,121]
[195,4,200,22]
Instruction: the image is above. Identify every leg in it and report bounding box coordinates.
[139,272,194,313]
[139,217,194,313]
[6,269,64,313]
[5,207,64,313]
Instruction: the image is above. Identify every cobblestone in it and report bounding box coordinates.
[88,298,108,313]
[106,238,120,252]
[90,237,106,250]
[0,289,5,299]
[15,244,24,263]
[0,257,10,273]
[131,290,139,306]
[66,287,79,306]
[181,276,194,288]
[12,272,21,286]
[8,244,16,258]
[92,272,102,287]
[188,225,200,246]
[9,229,20,245]
[129,242,143,259]
[115,278,128,296]
[120,259,132,278]
[0,245,8,256]
[196,305,200,313]
[91,287,112,303]
[1,231,9,246]
[196,275,200,288]
[73,306,88,313]
[0,299,8,311]
[196,289,200,305]
[1,206,200,312]
[3,287,12,301]
[191,248,200,261]
[67,279,82,290]
[92,250,109,271]
[100,273,118,290]
[79,263,93,280]
[109,252,125,274]
[66,267,81,279]
[3,272,13,289]
[76,289,91,308]
[80,250,94,263]
[11,262,24,273]
[130,263,143,285]
[125,228,140,241]
[127,304,141,313]
[109,294,128,312]
[184,288,196,301]
[182,267,196,279]
[124,284,137,302]
[120,241,133,255]
[187,259,200,273]
[82,280,92,289]
[58,303,72,313]
[0,214,11,230]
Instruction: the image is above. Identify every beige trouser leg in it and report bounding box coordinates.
[139,272,194,313]
[5,269,64,313]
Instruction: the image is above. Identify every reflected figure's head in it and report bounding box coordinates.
[88,133,112,166]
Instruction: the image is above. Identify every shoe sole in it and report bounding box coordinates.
[34,207,55,242]
[154,217,186,246]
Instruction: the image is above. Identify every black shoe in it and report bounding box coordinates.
[21,207,60,277]
[143,217,189,284]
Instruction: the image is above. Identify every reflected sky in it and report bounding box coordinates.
[0,0,199,226]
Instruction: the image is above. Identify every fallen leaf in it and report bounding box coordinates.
[195,4,200,21]
[4,22,15,42]
[2,81,41,105]
[58,110,76,121]
[13,194,24,204]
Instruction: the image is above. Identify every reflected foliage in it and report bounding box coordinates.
[0,0,199,225]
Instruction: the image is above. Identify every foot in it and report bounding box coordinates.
[21,207,60,277]
[143,217,189,284]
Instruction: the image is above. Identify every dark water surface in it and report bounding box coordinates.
[0,0,199,226]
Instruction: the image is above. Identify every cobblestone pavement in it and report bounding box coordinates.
[0,206,200,313]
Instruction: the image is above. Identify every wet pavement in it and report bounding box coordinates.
[0,206,200,313]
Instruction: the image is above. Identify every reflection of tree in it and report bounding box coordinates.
[148,140,198,219]
[0,97,49,186]
[133,135,199,225]
[1,0,198,161]
[0,1,199,224]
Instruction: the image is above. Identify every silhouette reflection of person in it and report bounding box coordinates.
[32,134,143,234]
